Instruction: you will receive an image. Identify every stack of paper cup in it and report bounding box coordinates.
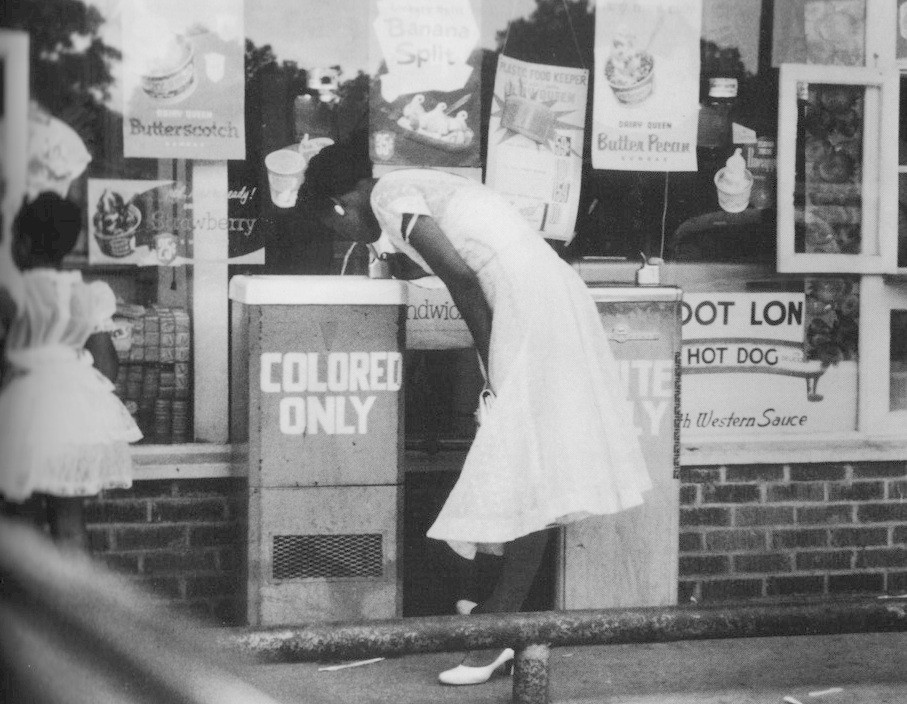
[265,149,306,208]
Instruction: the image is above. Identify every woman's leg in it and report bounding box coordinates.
[45,496,87,550]
[460,529,551,667]
[474,529,551,614]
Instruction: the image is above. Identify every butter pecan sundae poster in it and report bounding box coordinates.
[486,56,587,242]
[369,0,483,167]
[592,0,701,172]
[122,0,245,159]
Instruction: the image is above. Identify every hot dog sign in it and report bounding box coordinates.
[680,292,856,435]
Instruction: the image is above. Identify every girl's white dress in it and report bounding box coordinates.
[371,169,652,559]
[0,269,142,502]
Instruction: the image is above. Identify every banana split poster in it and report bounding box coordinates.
[369,0,482,168]
[681,292,857,436]
[122,0,245,159]
[592,0,701,171]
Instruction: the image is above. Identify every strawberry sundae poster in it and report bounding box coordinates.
[122,0,245,159]
[88,179,194,266]
[486,56,588,242]
[369,0,483,167]
[592,0,701,172]
[87,177,265,266]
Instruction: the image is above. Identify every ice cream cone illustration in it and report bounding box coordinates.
[714,148,754,213]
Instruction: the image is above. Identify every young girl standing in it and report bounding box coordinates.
[0,193,142,548]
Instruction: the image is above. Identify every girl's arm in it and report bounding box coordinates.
[406,215,493,371]
[84,332,119,383]
[0,287,17,330]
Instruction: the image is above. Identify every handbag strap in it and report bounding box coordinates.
[476,350,490,388]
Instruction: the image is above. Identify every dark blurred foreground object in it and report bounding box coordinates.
[0,516,280,704]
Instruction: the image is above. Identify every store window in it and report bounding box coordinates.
[1,2,232,445]
[859,277,907,434]
[891,309,907,411]
[497,0,780,265]
[7,0,907,456]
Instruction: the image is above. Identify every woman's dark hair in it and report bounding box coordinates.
[302,131,372,201]
[13,192,82,269]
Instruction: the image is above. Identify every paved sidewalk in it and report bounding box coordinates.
[239,631,907,704]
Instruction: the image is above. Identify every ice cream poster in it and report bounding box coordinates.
[88,179,194,266]
[592,0,701,172]
[122,0,245,160]
[680,293,856,437]
[369,0,483,167]
[485,56,588,242]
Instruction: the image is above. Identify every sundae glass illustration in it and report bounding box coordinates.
[605,28,654,104]
[93,190,141,258]
[138,32,196,102]
[714,148,754,213]
[395,94,475,147]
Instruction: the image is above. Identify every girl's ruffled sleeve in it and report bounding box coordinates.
[371,175,434,273]
[88,280,118,333]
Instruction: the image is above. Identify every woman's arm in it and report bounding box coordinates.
[84,332,119,383]
[407,215,493,370]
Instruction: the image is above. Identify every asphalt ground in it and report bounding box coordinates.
[239,630,907,704]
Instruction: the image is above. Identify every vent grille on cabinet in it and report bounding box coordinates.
[272,534,383,580]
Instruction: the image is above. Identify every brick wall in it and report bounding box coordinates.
[78,460,907,625]
[679,461,907,603]
[85,478,246,626]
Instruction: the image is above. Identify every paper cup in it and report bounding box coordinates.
[714,168,754,213]
[154,232,180,264]
[265,149,306,208]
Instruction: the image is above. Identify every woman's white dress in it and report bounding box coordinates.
[371,169,652,559]
[0,269,142,502]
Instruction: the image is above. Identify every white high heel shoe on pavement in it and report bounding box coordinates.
[437,648,515,686]
[455,599,478,616]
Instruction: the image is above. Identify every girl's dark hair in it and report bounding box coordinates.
[302,131,372,200]
[13,192,82,268]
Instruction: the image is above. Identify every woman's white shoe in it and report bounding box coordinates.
[437,648,515,686]
[455,599,478,616]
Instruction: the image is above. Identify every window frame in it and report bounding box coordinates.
[776,63,899,274]
[0,29,29,247]
[858,275,907,434]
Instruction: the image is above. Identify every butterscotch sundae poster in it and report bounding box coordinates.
[486,56,587,242]
[592,0,701,172]
[122,0,245,159]
[369,0,483,167]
